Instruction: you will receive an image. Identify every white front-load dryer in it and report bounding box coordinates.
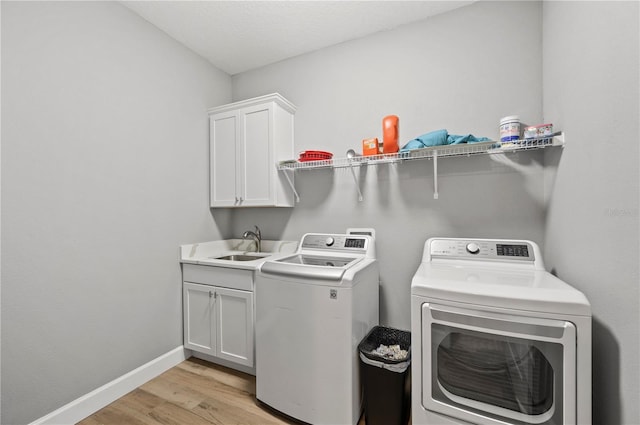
[411,238,591,425]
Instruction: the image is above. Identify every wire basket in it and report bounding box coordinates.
[298,150,333,162]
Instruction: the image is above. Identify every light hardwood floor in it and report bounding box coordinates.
[78,357,366,425]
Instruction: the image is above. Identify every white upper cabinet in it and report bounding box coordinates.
[209,93,296,208]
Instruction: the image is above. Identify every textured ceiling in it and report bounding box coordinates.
[121,1,474,75]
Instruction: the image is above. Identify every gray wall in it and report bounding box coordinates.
[230,1,640,423]
[2,1,638,424]
[229,0,546,329]
[1,2,231,424]
[542,2,640,424]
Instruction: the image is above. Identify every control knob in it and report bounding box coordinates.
[466,242,480,254]
[325,237,335,246]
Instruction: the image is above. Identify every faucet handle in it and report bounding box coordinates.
[254,225,261,238]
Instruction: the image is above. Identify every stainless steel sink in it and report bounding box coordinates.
[214,254,268,261]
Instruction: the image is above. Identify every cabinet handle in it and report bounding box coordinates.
[214,291,217,299]
[209,290,213,298]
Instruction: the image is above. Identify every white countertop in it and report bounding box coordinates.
[180,239,298,270]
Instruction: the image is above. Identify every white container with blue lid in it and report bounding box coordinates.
[499,115,521,143]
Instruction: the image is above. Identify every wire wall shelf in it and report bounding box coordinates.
[277,133,564,201]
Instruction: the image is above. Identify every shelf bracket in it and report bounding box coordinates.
[282,169,300,203]
[433,150,439,199]
[553,132,565,146]
[348,163,364,202]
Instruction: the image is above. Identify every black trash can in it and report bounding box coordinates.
[358,326,411,425]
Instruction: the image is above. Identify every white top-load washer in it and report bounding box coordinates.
[411,238,591,425]
[256,232,379,425]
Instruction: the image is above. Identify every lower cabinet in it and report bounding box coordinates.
[183,281,254,368]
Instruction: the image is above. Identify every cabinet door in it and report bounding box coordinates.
[208,94,295,208]
[216,287,254,367]
[183,282,216,355]
[238,103,273,206]
[210,111,239,207]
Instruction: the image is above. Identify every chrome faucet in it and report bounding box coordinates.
[242,225,262,252]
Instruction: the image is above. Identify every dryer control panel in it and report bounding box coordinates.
[429,238,536,262]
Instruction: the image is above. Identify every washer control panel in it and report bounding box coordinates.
[301,233,368,251]
[430,238,535,261]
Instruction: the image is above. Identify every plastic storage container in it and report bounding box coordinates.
[524,123,553,142]
[499,115,521,144]
[358,326,411,425]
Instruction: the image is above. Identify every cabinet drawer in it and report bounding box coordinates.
[183,264,253,291]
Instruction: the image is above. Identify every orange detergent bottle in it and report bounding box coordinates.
[382,115,399,153]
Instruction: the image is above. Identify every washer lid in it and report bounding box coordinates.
[280,254,358,268]
[411,263,591,316]
[260,254,362,281]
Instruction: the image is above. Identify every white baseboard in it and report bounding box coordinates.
[29,346,190,425]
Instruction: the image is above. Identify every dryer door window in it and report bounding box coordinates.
[437,330,555,416]
[422,303,577,425]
